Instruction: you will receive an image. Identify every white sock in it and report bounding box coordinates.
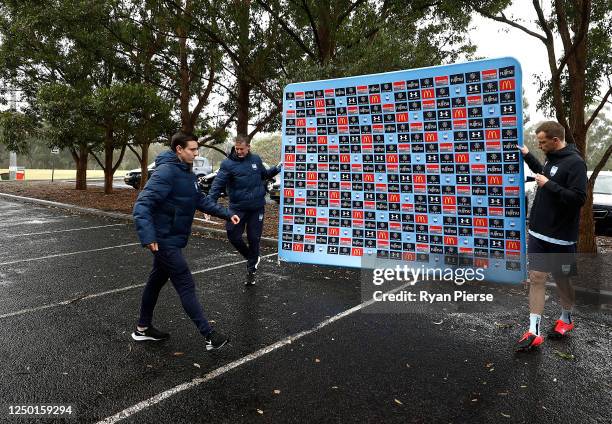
[560,308,573,324]
[529,313,541,335]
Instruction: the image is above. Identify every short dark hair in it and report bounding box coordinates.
[535,121,565,141]
[171,132,198,151]
[234,134,250,145]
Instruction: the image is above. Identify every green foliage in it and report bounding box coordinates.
[0,110,37,154]
[251,133,282,165]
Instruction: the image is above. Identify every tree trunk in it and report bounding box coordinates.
[139,143,150,190]
[74,144,88,190]
[578,185,597,254]
[236,78,251,138]
[104,128,114,195]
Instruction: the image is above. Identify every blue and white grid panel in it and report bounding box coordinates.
[278,58,526,284]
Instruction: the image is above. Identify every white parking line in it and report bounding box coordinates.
[0,243,140,266]
[0,253,278,320]
[96,279,411,424]
[0,223,127,238]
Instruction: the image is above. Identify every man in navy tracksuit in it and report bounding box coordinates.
[132,132,240,351]
[208,135,281,285]
[516,121,587,351]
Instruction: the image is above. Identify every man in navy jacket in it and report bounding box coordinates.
[132,132,239,351]
[516,121,587,351]
[208,135,281,285]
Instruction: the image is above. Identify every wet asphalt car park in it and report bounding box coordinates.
[0,196,610,423]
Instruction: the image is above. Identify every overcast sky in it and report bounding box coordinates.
[466,1,611,126]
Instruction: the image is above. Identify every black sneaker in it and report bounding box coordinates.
[131,326,170,341]
[245,271,256,286]
[205,330,229,351]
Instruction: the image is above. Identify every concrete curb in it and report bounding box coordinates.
[0,192,279,247]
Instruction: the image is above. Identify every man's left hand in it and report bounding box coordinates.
[535,173,549,187]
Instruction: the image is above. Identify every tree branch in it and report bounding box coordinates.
[255,0,317,60]
[585,86,612,131]
[248,105,281,140]
[111,144,128,174]
[474,6,547,42]
[127,143,142,162]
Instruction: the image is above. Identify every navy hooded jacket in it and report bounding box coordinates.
[524,144,587,242]
[208,147,281,211]
[133,150,231,249]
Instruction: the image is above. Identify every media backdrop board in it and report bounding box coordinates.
[278,58,526,284]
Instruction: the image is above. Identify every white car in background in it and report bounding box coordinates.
[124,156,212,189]
[524,169,612,235]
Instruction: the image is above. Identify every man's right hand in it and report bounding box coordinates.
[147,242,159,252]
[517,144,529,155]
[230,215,240,225]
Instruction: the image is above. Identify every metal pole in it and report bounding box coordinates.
[9,151,16,180]
[8,89,17,180]
[51,153,55,182]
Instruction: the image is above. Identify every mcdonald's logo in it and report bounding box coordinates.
[318,136,328,144]
[396,113,408,122]
[386,154,398,163]
[455,154,468,163]
[485,129,500,140]
[500,79,515,91]
[315,99,325,108]
[338,116,348,125]
[422,88,434,98]
[389,193,400,203]
[453,108,466,119]
[292,243,303,252]
[414,174,426,184]
[415,215,428,224]
[352,247,363,256]
[506,240,520,251]
[442,196,456,205]
[369,94,381,104]
[329,227,340,236]
[474,258,489,268]
[444,236,457,245]
[284,154,295,162]
[296,118,306,127]
[362,135,373,144]
[306,208,317,217]
[425,132,438,142]
[487,175,502,185]
[284,189,294,198]
[474,218,487,227]
[330,191,340,199]
[352,210,364,219]
[307,172,317,180]
[377,231,389,240]
[340,154,350,163]
[364,174,374,182]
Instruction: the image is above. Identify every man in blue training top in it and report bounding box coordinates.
[132,132,240,351]
[208,135,281,285]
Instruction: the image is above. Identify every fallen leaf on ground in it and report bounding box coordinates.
[501,412,511,418]
[432,320,443,325]
[494,322,512,329]
[256,409,264,415]
[173,352,185,357]
[273,389,281,394]
[553,350,575,360]
[315,358,321,363]
[194,363,201,368]
[394,399,403,405]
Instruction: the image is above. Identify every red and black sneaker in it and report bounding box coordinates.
[547,320,574,338]
[515,331,544,352]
